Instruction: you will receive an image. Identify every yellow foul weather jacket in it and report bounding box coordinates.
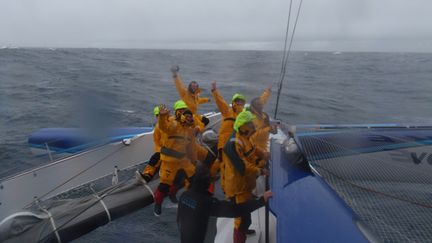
[157,112,196,185]
[211,89,241,150]
[222,132,262,198]
[173,75,210,114]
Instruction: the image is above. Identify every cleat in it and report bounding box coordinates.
[153,203,162,216]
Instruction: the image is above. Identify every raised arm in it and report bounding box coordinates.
[211,81,230,116]
[157,105,176,134]
[171,65,188,100]
[259,86,272,106]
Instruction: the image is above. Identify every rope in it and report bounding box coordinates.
[37,170,140,243]
[25,144,128,209]
[91,187,112,222]
[40,207,62,243]
[274,0,303,119]
[267,1,304,241]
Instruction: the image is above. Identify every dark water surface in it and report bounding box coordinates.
[1,48,431,242]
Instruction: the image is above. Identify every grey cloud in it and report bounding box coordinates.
[1,0,431,52]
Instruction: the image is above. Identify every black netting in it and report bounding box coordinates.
[296,127,432,242]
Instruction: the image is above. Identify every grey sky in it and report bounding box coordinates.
[1,0,431,52]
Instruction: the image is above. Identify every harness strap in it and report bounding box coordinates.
[161,147,186,159]
[244,147,255,157]
[168,135,192,142]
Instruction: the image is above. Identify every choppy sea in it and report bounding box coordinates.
[1,48,431,242]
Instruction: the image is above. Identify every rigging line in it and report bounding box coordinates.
[279,0,303,83]
[277,0,293,85]
[37,171,140,243]
[274,0,303,119]
[24,144,127,209]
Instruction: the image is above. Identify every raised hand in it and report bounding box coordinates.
[266,84,273,92]
[159,104,169,115]
[170,65,180,75]
[211,81,217,91]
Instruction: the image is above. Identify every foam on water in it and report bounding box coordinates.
[1,48,432,242]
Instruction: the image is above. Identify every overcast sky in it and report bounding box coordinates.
[1,0,431,52]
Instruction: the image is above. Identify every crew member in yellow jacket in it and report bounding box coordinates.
[222,110,268,243]
[171,65,210,115]
[248,96,277,168]
[136,106,166,183]
[210,82,271,185]
[153,102,197,216]
[209,81,246,187]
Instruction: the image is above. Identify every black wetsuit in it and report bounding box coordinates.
[177,189,265,243]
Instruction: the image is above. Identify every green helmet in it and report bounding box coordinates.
[233,110,256,132]
[231,93,246,103]
[153,106,160,116]
[173,100,188,111]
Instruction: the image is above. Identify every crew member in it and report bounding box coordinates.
[210,81,247,188]
[222,110,268,243]
[136,106,165,183]
[177,163,272,243]
[171,65,210,115]
[153,103,197,216]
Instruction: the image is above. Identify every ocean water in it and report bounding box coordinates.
[1,48,432,242]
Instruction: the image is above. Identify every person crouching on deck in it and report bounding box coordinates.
[153,103,197,216]
[136,106,166,184]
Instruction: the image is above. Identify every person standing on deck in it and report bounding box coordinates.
[177,163,273,243]
[171,65,211,126]
[153,103,197,216]
[209,81,246,188]
[210,82,272,189]
[248,96,277,169]
[222,110,269,243]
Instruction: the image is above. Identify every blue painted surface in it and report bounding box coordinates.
[269,140,368,243]
[28,127,153,154]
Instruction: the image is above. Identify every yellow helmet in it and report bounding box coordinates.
[231,93,246,103]
[233,110,256,132]
[173,100,188,111]
[153,106,160,116]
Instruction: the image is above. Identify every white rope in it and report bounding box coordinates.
[92,194,112,222]
[143,183,155,199]
[40,208,62,243]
